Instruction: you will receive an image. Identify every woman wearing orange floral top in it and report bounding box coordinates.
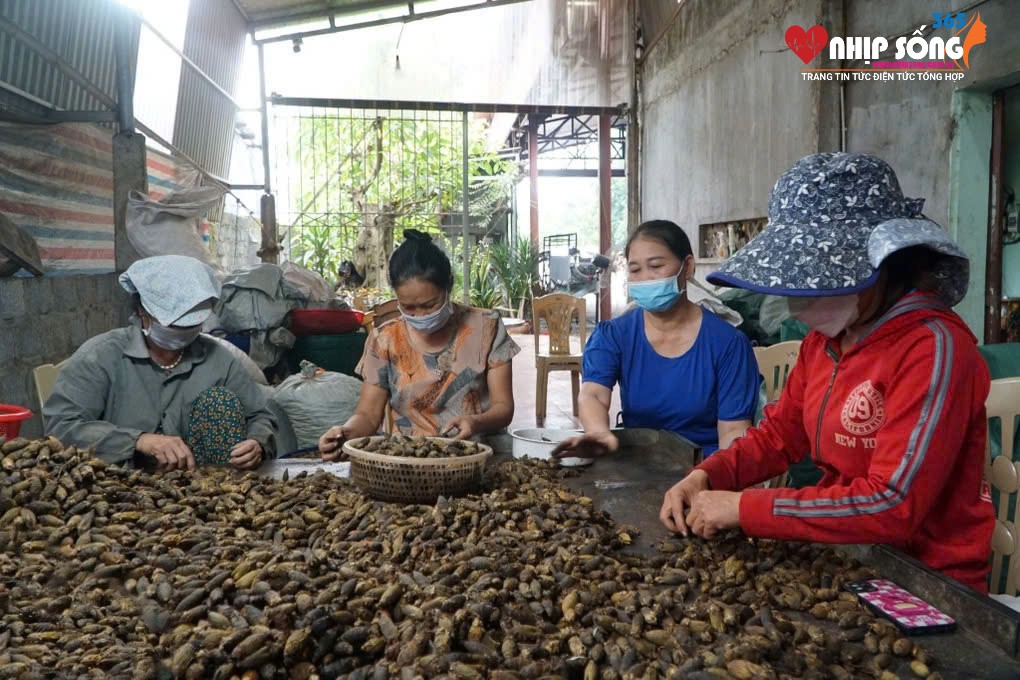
[319,230,520,458]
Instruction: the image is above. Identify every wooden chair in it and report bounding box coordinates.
[531,293,587,426]
[362,299,400,334]
[374,299,400,324]
[985,377,1020,595]
[33,358,69,430]
[753,341,802,489]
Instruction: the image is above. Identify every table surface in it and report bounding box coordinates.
[260,429,1020,679]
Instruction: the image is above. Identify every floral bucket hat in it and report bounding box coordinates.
[707,153,969,306]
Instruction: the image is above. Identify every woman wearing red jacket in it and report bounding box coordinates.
[660,153,995,593]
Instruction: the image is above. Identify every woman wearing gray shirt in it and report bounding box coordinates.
[44,256,276,470]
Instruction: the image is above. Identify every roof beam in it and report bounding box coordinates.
[254,0,535,45]
[271,95,626,117]
[251,0,406,28]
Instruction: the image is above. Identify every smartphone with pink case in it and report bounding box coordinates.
[843,579,956,635]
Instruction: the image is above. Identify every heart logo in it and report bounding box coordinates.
[785,25,829,64]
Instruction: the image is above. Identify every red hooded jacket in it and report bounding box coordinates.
[696,292,995,593]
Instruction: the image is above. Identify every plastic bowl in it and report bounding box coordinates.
[289,309,365,336]
[0,404,33,440]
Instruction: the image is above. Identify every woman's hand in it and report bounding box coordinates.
[319,425,350,462]
[442,416,477,441]
[659,469,710,535]
[686,490,743,539]
[551,431,619,460]
[136,433,196,471]
[230,439,263,470]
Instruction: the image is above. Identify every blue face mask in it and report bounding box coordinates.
[629,272,685,312]
[400,298,453,335]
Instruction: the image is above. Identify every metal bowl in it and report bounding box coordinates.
[509,428,593,467]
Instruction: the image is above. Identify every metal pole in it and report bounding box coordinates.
[258,42,272,194]
[528,116,541,249]
[639,0,690,66]
[626,0,640,233]
[134,120,228,188]
[462,111,470,305]
[985,91,1006,344]
[113,6,137,132]
[257,42,277,263]
[0,79,54,109]
[598,114,612,322]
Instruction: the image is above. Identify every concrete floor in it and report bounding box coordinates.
[508,334,621,433]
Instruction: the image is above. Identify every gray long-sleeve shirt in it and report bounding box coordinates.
[44,325,277,465]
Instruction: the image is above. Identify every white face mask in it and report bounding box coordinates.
[399,296,453,335]
[787,295,860,338]
[143,320,203,351]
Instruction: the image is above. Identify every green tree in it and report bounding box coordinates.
[281,113,517,285]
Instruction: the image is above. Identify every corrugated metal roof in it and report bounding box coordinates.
[0,0,129,112]
[172,0,248,179]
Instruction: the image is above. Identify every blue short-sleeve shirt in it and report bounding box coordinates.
[582,307,761,455]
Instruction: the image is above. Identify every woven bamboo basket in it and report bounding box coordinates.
[342,436,493,503]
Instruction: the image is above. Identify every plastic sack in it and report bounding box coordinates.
[216,264,305,333]
[249,328,296,370]
[281,261,334,308]
[717,288,774,345]
[688,278,743,327]
[126,187,224,269]
[758,295,791,337]
[269,361,363,448]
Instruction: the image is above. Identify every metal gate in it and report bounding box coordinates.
[271,100,516,294]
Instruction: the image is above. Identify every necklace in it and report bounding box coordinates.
[152,353,184,372]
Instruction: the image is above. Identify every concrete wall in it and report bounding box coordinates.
[998,88,1020,299]
[844,0,1020,333]
[639,0,1020,333]
[0,274,127,439]
[639,0,840,289]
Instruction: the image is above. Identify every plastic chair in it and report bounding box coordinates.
[531,293,587,426]
[753,341,801,489]
[754,341,802,403]
[33,358,69,429]
[979,343,1020,381]
[986,377,1020,595]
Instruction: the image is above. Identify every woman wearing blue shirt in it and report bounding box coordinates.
[554,220,761,459]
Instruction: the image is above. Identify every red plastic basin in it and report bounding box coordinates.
[289,309,365,336]
[0,404,33,440]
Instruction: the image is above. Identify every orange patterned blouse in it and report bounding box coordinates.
[356,304,521,436]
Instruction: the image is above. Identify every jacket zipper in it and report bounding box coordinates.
[813,347,841,462]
